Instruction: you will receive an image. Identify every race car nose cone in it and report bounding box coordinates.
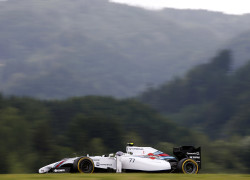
[39,168,45,173]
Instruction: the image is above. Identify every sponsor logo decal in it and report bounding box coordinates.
[189,156,200,159]
[54,169,66,173]
[93,159,100,161]
[187,152,200,156]
[99,164,112,166]
[128,148,144,151]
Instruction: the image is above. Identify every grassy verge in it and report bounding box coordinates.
[0,174,250,180]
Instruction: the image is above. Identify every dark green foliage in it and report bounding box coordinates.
[0,95,196,173]
[0,84,249,173]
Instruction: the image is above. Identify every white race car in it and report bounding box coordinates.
[39,143,201,174]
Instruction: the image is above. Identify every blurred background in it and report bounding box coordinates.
[0,0,250,173]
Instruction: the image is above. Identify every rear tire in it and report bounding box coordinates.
[177,158,199,174]
[74,157,94,173]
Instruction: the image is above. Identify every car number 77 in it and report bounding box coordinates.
[129,158,135,163]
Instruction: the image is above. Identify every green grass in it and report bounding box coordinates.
[0,174,249,180]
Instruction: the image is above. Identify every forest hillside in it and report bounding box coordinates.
[0,94,249,173]
[1,0,250,98]
[139,50,250,139]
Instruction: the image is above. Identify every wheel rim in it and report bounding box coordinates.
[79,159,94,173]
[183,161,197,174]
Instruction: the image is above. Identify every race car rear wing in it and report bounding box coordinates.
[173,146,201,169]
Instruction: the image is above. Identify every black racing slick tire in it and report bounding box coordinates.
[177,158,199,174]
[74,157,94,173]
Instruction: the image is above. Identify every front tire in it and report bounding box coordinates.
[177,158,199,174]
[74,157,94,173]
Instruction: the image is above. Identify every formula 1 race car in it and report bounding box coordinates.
[39,143,201,174]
